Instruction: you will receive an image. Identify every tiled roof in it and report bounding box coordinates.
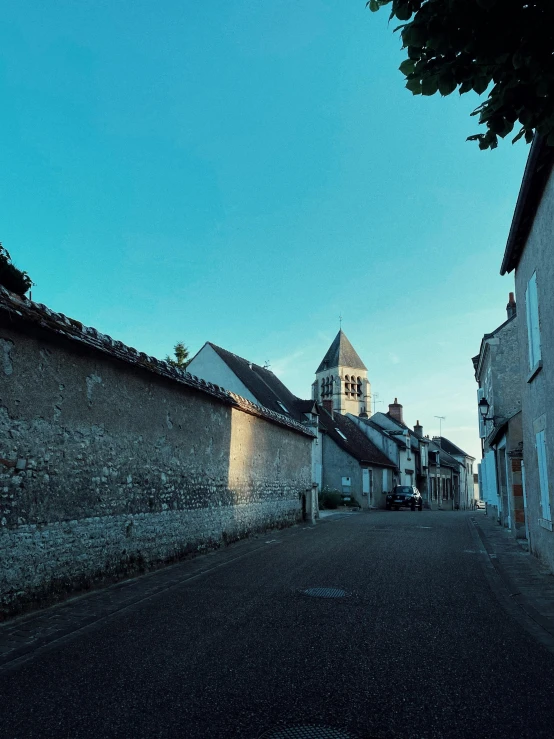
[428,441,463,470]
[375,413,419,451]
[206,343,315,424]
[316,330,367,373]
[433,437,474,460]
[0,287,314,438]
[361,418,406,448]
[318,408,396,468]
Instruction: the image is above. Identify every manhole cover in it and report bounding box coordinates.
[302,587,346,598]
[259,725,353,738]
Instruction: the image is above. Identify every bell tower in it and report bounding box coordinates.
[312,330,371,417]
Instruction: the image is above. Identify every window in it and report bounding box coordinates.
[536,430,552,521]
[526,272,541,370]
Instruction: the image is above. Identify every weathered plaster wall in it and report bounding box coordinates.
[0,320,311,617]
[514,167,554,572]
[490,317,522,423]
[321,435,362,502]
[320,435,388,508]
[186,344,258,403]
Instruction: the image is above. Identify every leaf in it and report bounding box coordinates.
[405,78,422,95]
[421,76,439,96]
[438,73,457,96]
[472,77,490,95]
[536,79,549,97]
[368,0,380,12]
[399,59,416,76]
[395,3,413,21]
[512,127,526,144]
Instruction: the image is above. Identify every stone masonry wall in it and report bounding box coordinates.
[0,315,312,617]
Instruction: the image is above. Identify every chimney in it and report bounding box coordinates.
[388,398,404,424]
[323,399,334,418]
[413,420,423,438]
[506,292,516,319]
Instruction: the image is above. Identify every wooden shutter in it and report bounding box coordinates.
[536,430,551,521]
[526,273,541,369]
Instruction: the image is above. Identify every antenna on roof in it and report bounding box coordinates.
[263,360,271,370]
[339,313,343,329]
[434,416,445,444]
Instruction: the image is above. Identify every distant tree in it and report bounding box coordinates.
[165,341,190,369]
[368,0,554,149]
[0,244,33,296]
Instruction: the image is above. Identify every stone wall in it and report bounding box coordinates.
[0,295,312,617]
[514,166,554,573]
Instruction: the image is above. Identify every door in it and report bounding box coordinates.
[362,468,370,497]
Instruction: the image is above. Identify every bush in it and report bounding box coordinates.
[318,490,342,510]
[0,244,32,296]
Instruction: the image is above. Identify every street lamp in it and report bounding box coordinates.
[478,397,495,423]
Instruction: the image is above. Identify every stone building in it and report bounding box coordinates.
[500,135,554,567]
[317,407,396,510]
[312,330,371,417]
[432,438,475,511]
[352,401,431,502]
[472,296,523,533]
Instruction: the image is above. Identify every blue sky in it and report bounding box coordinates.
[1,1,528,461]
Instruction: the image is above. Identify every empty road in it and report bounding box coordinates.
[1,510,554,739]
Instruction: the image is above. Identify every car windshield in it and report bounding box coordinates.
[395,487,412,494]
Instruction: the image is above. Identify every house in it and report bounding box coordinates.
[426,441,462,510]
[351,400,431,503]
[472,295,523,533]
[187,342,321,520]
[432,437,475,511]
[312,329,371,417]
[317,406,396,509]
[499,135,554,566]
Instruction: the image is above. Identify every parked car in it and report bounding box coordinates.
[386,485,423,511]
[475,500,485,509]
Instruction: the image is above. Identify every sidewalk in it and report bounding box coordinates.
[470,512,554,650]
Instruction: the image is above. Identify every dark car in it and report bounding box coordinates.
[386,485,423,511]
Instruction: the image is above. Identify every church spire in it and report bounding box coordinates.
[313,330,371,418]
[315,330,367,374]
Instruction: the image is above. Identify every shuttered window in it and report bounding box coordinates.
[536,430,551,521]
[526,273,541,370]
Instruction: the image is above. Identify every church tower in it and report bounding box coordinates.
[312,330,371,417]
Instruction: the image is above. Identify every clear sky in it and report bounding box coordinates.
[1,1,529,462]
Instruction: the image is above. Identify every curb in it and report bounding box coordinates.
[468,517,554,655]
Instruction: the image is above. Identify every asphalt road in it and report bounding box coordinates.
[2,510,554,739]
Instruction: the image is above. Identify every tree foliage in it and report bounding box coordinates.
[165,341,190,369]
[368,0,554,149]
[0,244,33,296]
